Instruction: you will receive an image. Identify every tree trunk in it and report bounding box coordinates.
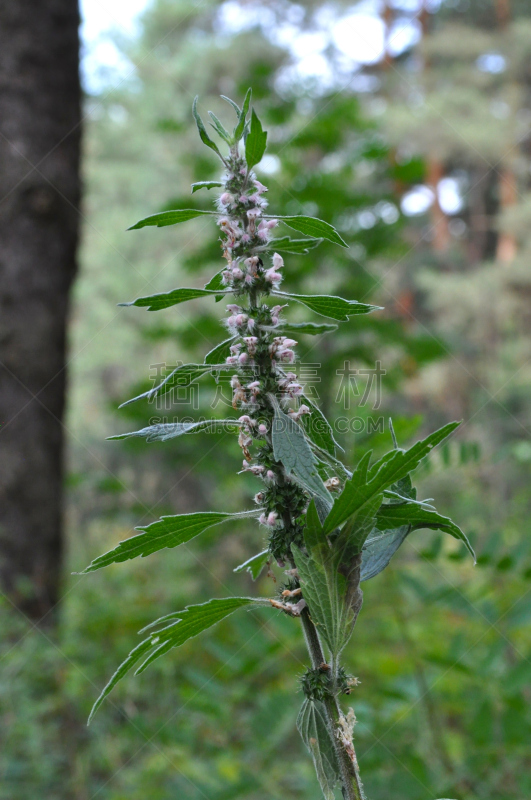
[0,0,81,620]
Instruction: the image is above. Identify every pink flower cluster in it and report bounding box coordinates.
[225,336,259,367]
[269,335,297,365]
[218,177,279,252]
[221,250,283,291]
[230,376,261,408]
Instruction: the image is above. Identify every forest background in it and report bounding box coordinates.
[2,1,531,799]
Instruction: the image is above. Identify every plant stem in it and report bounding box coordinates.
[300,608,366,800]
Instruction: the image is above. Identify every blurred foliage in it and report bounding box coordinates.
[2,1,531,799]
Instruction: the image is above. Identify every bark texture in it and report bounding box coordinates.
[0,0,81,619]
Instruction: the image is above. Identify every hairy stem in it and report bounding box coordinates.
[300,609,366,800]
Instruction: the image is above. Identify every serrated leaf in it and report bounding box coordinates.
[245,109,267,169]
[234,88,251,141]
[268,236,324,254]
[119,287,231,312]
[119,363,218,408]
[293,539,354,658]
[107,418,241,442]
[272,291,380,321]
[300,395,341,456]
[191,180,223,193]
[192,96,225,161]
[88,597,259,722]
[277,322,337,336]
[127,208,213,231]
[375,501,475,559]
[273,216,348,248]
[80,510,258,574]
[270,397,332,503]
[360,427,474,579]
[297,699,341,800]
[234,550,269,580]
[323,422,461,535]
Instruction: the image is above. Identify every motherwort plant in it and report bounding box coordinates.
[82,91,474,800]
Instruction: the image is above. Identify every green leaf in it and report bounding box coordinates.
[88,597,260,722]
[273,216,348,248]
[204,336,237,365]
[203,269,225,293]
[299,395,342,456]
[297,699,341,800]
[208,111,232,144]
[270,397,332,503]
[119,363,218,408]
[191,180,223,193]
[107,418,240,442]
[80,510,259,574]
[220,95,241,117]
[335,493,384,565]
[119,287,231,312]
[127,208,213,231]
[234,550,269,580]
[277,322,337,337]
[192,96,225,161]
[293,533,354,659]
[234,88,252,141]
[245,109,267,170]
[375,501,475,560]
[323,422,461,535]
[272,291,380,321]
[360,526,410,582]
[268,236,324,254]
